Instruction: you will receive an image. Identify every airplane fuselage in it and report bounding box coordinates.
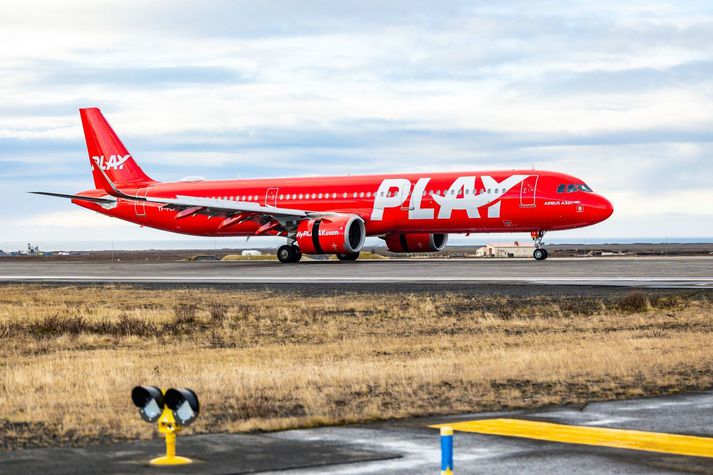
[74,169,613,237]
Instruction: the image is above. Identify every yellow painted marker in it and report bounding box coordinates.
[431,419,713,458]
[151,405,192,465]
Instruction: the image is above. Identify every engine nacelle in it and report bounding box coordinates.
[296,215,365,254]
[384,233,449,253]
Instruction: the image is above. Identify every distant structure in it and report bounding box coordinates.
[27,243,40,255]
[241,250,262,256]
[475,242,535,258]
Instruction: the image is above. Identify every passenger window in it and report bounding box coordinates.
[557,184,565,193]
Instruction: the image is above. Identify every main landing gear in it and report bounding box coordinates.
[531,231,548,261]
[277,244,302,263]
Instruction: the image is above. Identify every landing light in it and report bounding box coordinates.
[131,385,164,423]
[131,385,200,465]
[165,387,200,426]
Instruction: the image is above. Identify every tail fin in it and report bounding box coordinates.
[80,108,155,188]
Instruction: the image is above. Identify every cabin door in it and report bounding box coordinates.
[134,187,149,216]
[519,175,538,208]
[265,187,279,207]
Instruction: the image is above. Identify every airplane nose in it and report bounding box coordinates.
[591,194,614,223]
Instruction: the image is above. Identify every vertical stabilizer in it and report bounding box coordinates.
[80,108,155,188]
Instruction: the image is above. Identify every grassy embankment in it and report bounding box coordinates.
[0,285,711,449]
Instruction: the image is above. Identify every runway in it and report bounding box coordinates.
[0,257,712,288]
[3,391,712,474]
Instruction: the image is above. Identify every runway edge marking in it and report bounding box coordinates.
[430,418,713,458]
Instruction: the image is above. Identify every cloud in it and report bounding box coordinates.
[21,61,251,87]
[15,210,128,229]
[1,1,713,241]
[538,60,713,94]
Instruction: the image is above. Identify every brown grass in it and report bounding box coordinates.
[0,286,711,449]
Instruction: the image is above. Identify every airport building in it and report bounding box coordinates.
[475,242,535,258]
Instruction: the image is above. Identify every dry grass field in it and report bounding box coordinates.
[0,285,711,449]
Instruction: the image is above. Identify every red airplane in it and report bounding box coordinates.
[34,108,613,262]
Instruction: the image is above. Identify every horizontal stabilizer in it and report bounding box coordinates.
[30,191,117,204]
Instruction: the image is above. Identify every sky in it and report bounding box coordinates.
[1,0,712,249]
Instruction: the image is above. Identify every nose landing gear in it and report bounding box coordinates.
[531,231,548,261]
[533,248,548,261]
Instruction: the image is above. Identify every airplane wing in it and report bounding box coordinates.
[90,160,310,219]
[149,195,308,218]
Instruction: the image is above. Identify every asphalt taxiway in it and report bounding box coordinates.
[0,257,711,288]
[3,391,712,474]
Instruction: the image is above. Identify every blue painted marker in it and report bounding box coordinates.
[441,426,453,475]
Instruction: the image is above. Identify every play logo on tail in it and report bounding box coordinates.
[80,108,154,188]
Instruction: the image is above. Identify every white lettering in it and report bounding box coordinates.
[370,179,410,221]
[487,201,501,218]
[368,174,531,221]
[91,154,131,171]
[433,176,479,219]
[408,178,434,220]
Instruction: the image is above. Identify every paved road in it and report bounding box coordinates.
[3,391,712,474]
[0,257,712,288]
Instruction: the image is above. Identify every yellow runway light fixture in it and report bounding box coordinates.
[165,388,200,426]
[131,386,164,423]
[131,385,200,466]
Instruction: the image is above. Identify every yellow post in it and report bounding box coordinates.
[150,404,192,465]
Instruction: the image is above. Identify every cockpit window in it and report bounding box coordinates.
[566,184,578,192]
[556,184,565,193]
[579,184,593,192]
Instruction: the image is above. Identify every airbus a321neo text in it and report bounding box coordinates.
[34,108,614,263]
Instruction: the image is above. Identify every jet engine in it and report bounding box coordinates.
[384,233,449,253]
[296,215,365,255]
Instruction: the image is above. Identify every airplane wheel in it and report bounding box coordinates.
[292,246,302,263]
[336,252,360,261]
[278,245,298,263]
[533,248,548,261]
